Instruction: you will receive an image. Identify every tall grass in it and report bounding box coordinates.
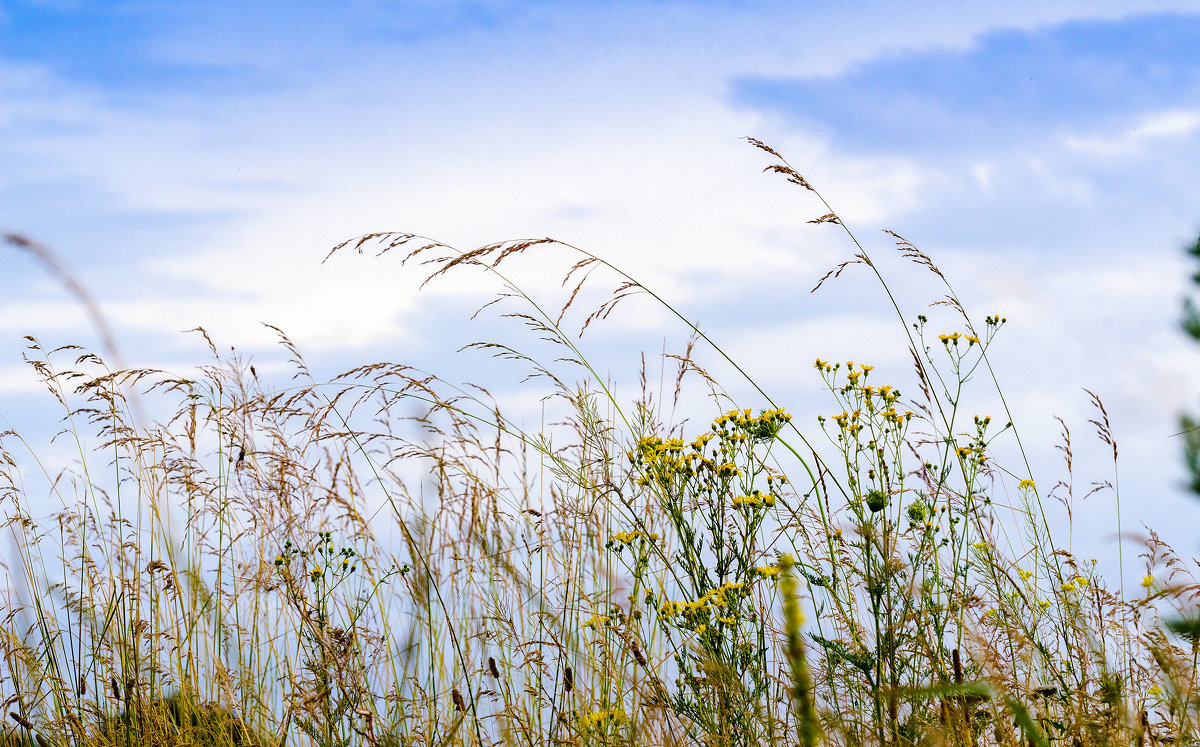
[1,141,1198,746]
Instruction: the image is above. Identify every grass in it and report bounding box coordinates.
[2,140,1199,746]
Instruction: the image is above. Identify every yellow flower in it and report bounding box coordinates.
[756,565,781,577]
[612,530,642,545]
[1018,478,1036,491]
[1142,575,1154,589]
[579,709,625,729]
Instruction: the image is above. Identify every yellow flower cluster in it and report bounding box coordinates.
[582,614,612,629]
[658,580,747,633]
[629,409,790,489]
[732,490,776,509]
[629,434,737,485]
[755,565,781,577]
[713,407,792,443]
[817,361,914,437]
[610,529,659,546]
[714,407,791,430]
[578,709,625,730]
[937,332,981,346]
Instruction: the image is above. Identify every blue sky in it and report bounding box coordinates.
[3,0,1200,575]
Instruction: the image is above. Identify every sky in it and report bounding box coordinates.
[3,0,1200,582]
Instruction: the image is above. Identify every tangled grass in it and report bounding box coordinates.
[1,142,1198,746]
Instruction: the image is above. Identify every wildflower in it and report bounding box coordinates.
[1149,685,1163,697]
[579,709,624,729]
[1142,575,1154,589]
[756,565,781,578]
[907,501,928,523]
[1018,478,1036,490]
[1038,599,1051,609]
[612,530,642,545]
[310,566,324,582]
[714,462,740,477]
[1061,581,1077,592]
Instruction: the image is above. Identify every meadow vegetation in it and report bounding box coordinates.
[2,141,1199,746]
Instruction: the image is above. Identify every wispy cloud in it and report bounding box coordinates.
[730,13,1200,159]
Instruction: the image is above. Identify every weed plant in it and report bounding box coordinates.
[2,142,1199,746]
